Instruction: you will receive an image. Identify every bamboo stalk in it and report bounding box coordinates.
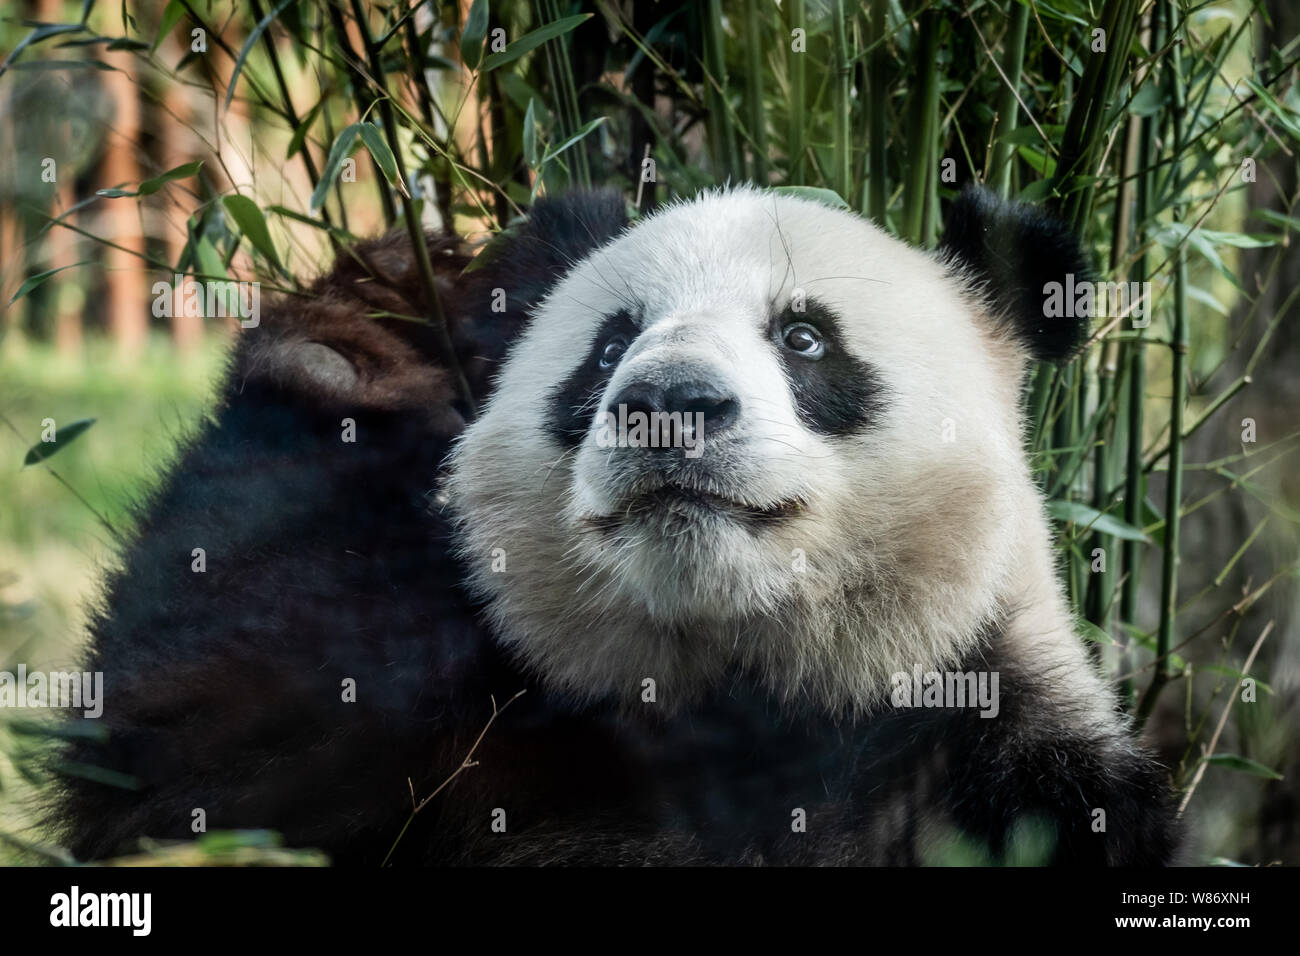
[703,0,740,182]
[830,0,852,202]
[743,0,769,184]
[1120,0,1163,706]
[789,0,807,184]
[1139,0,1188,723]
[902,10,940,246]
[990,0,1029,198]
[867,0,888,219]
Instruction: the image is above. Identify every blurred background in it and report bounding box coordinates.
[0,0,1296,864]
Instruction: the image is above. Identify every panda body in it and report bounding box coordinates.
[52,188,1177,866]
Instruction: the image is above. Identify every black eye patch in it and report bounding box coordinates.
[771,296,886,436]
[546,309,641,448]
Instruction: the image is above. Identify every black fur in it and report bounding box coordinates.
[48,191,1175,866]
[938,187,1093,361]
[771,296,886,436]
[546,308,640,448]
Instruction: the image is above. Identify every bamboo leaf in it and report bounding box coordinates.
[523,97,539,168]
[771,186,849,209]
[22,418,96,467]
[481,14,592,72]
[222,195,282,270]
[357,123,409,198]
[97,160,203,199]
[224,0,295,112]
[9,262,91,305]
[0,22,86,77]
[310,123,363,213]
[539,116,607,165]
[153,0,187,52]
[460,0,490,70]
[1203,754,1284,780]
[1046,500,1150,543]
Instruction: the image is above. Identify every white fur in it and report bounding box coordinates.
[446,186,1119,724]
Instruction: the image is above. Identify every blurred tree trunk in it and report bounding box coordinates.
[100,50,148,358]
[38,0,81,353]
[158,32,202,352]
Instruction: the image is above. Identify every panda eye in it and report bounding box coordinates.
[599,335,629,369]
[782,322,825,359]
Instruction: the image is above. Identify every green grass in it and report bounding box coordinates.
[0,334,226,859]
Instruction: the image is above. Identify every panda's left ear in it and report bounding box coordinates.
[938,186,1092,361]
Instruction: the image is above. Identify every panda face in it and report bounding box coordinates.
[448,187,1050,709]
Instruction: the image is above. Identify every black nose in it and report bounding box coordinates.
[609,380,740,437]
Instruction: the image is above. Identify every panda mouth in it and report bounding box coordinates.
[587,481,805,530]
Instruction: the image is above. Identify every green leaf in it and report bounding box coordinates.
[1203,754,1284,780]
[460,0,490,70]
[522,98,539,167]
[1186,285,1229,317]
[9,262,90,305]
[194,236,229,281]
[1046,500,1150,543]
[539,116,607,165]
[357,123,408,198]
[286,99,324,160]
[1077,619,1113,646]
[222,195,282,270]
[1245,78,1300,143]
[0,22,86,76]
[153,0,187,52]
[22,418,96,467]
[771,186,849,210]
[224,0,295,112]
[97,160,203,199]
[310,123,362,213]
[1127,81,1163,117]
[11,59,116,72]
[139,160,203,196]
[481,14,592,72]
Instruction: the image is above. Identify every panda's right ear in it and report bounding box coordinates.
[938,186,1092,362]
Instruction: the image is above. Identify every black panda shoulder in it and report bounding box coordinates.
[938,186,1093,362]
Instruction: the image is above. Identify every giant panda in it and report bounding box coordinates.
[50,186,1177,866]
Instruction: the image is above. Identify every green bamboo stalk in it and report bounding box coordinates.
[1139,0,1188,723]
[789,0,806,184]
[544,0,590,186]
[703,0,740,181]
[1085,84,1143,631]
[990,1,1029,198]
[902,11,940,246]
[867,0,888,220]
[831,0,852,202]
[1120,2,1163,709]
[1056,0,1141,233]
[743,0,769,184]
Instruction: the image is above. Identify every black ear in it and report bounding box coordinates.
[462,188,628,316]
[938,187,1092,361]
[454,189,628,390]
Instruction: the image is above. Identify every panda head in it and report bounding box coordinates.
[446,186,1091,713]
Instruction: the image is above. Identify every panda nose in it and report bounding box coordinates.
[609,381,740,436]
